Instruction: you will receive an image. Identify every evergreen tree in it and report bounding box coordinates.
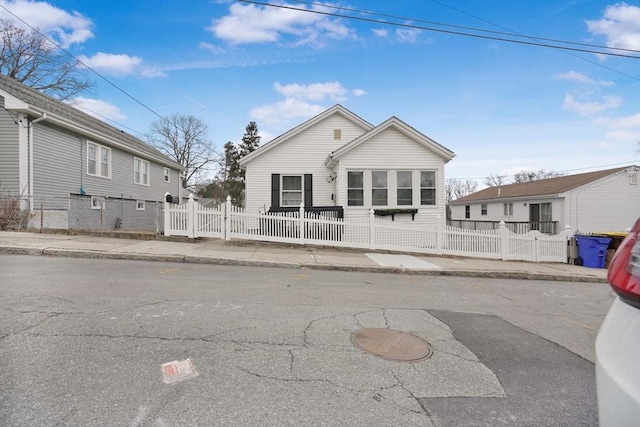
[222,141,244,205]
[238,121,261,158]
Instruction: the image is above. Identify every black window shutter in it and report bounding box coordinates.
[304,174,313,207]
[271,174,280,207]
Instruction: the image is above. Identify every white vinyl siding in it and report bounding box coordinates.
[0,98,21,193]
[243,113,370,213]
[337,127,447,223]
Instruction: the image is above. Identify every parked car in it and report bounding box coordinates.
[595,218,640,426]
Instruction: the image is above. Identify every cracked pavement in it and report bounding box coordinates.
[0,255,606,426]
[1,297,504,426]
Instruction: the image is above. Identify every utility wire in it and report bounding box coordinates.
[239,0,640,60]
[291,0,639,53]
[0,3,168,124]
[429,0,640,82]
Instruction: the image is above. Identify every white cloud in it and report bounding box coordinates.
[586,3,640,51]
[352,88,367,97]
[274,82,348,102]
[372,28,388,37]
[0,0,94,47]
[556,71,613,87]
[596,113,640,142]
[78,52,163,77]
[64,97,126,121]
[250,98,326,127]
[562,93,622,116]
[198,42,225,54]
[396,28,419,44]
[206,2,353,47]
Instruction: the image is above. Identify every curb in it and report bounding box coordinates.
[0,245,607,283]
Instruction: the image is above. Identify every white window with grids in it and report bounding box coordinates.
[134,158,150,186]
[281,175,302,206]
[163,167,170,183]
[396,171,413,206]
[371,171,388,206]
[87,142,111,179]
[347,171,364,206]
[420,171,436,205]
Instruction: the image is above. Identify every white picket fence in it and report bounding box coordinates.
[164,195,573,263]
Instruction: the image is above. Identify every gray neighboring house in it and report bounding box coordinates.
[0,74,183,231]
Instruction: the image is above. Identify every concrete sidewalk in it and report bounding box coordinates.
[0,231,608,282]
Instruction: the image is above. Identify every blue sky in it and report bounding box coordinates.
[1,0,639,184]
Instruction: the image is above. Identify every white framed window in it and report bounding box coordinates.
[87,142,111,178]
[503,202,513,216]
[397,171,413,206]
[136,200,145,211]
[163,167,170,183]
[420,171,436,205]
[347,171,364,206]
[134,158,150,186]
[481,204,487,215]
[371,171,388,206]
[91,196,103,210]
[281,175,302,206]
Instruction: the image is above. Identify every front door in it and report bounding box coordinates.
[529,204,540,231]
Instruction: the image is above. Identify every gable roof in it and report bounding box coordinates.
[325,115,455,167]
[0,74,182,170]
[239,104,373,166]
[451,166,634,204]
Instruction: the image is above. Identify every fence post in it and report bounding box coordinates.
[532,230,540,262]
[100,198,104,233]
[436,215,443,254]
[225,196,231,241]
[563,224,573,264]
[369,209,375,249]
[187,193,195,239]
[499,221,508,260]
[40,196,44,233]
[163,192,171,236]
[298,203,305,244]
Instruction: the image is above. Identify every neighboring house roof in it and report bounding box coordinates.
[239,104,373,166]
[0,74,182,170]
[451,166,634,204]
[325,115,455,167]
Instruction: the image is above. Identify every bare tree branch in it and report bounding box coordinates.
[147,114,219,189]
[1,20,92,100]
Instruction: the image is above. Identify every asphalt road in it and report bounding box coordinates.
[0,254,612,426]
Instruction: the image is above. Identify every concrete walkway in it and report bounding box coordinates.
[0,230,608,283]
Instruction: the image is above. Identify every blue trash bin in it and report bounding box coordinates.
[575,235,612,268]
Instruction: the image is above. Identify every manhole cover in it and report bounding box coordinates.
[351,328,432,362]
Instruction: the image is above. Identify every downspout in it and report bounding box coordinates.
[29,113,47,211]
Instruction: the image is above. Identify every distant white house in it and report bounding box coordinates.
[239,105,455,224]
[450,166,639,234]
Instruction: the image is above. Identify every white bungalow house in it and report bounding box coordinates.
[239,105,455,224]
[449,165,639,234]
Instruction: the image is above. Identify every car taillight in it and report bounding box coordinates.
[607,218,640,309]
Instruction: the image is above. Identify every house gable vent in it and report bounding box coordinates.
[333,129,341,140]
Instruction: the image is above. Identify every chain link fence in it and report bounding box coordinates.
[0,194,164,234]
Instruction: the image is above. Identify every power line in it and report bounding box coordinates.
[429,0,640,82]
[292,0,639,54]
[239,0,640,61]
[0,3,168,123]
